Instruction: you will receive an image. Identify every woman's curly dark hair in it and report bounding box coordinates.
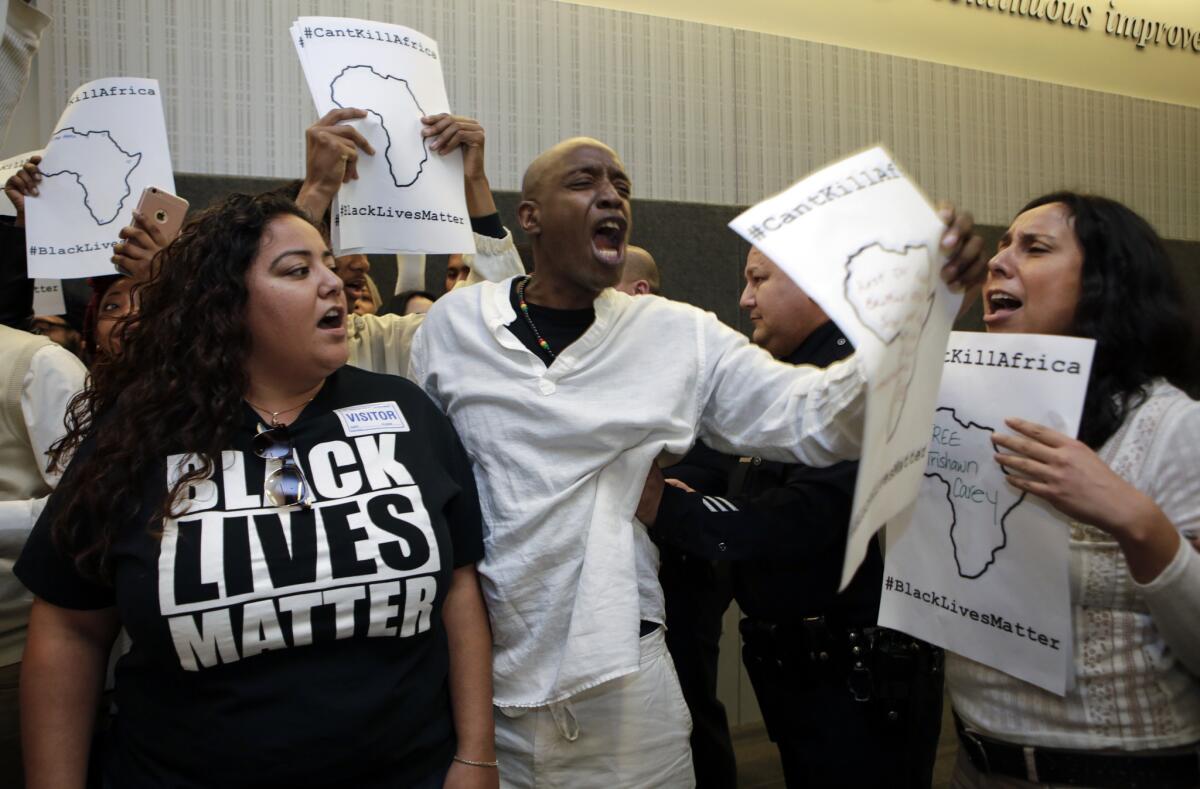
[1018,192,1198,449]
[49,191,316,582]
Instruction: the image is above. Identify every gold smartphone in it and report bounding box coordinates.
[135,186,189,241]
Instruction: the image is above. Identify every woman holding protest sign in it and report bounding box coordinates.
[949,192,1200,788]
[3,156,161,367]
[15,191,498,789]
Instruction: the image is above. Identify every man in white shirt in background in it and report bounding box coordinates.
[0,323,86,782]
[411,135,986,788]
[293,108,523,379]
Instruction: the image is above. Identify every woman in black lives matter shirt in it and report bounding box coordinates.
[15,192,498,789]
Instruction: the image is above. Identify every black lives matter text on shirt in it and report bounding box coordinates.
[15,366,484,788]
[162,430,443,670]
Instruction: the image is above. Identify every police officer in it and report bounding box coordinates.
[646,246,944,788]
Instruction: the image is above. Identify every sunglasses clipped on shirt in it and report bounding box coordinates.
[252,424,314,508]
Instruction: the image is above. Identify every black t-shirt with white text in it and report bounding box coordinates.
[16,365,483,788]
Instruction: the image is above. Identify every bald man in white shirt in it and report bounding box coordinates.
[411,136,985,788]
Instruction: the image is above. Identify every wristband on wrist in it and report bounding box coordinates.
[453,755,499,768]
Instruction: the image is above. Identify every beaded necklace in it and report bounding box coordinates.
[516,275,555,358]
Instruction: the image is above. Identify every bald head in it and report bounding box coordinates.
[616,246,660,296]
[521,137,618,201]
[515,137,633,305]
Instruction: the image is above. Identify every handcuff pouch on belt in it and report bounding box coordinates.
[739,615,943,738]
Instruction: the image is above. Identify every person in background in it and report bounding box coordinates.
[335,252,372,304]
[445,253,472,294]
[1,153,41,331]
[614,245,661,296]
[17,191,497,789]
[77,275,135,364]
[4,157,155,368]
[91,109,523,381]
[650,246,944,788]
[397,289,437,316]
[949,192,1200,789]
[336,252,371,287]
[87,209,179,365]
[351,273,383,315]
[279,108,523,378]
[0,322,86,784]
[29,314,83,360]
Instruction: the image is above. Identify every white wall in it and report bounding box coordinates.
[12,0,1199,239]
[567,0,1200,109]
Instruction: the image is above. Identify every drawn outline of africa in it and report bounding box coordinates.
[329,65,429,188]
[843,241,936,440]
[40,127,143,226]
[925,407,1027,579]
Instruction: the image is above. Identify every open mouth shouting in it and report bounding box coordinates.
[591,216,627,266]
[317,304,346,333]
[983,289,1023,326]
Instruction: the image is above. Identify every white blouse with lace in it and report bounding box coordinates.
[948,380,1200,751]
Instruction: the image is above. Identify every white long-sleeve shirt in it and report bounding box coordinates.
[949,380,1200,750]
[345,229,523,378]
[0,341,86,666]
[410,281,866,707]
[0,0,51,145]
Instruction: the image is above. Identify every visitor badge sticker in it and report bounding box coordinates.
[25,78,175,279]
[291,17,475,256]
[335,401,411,436]
[879,331,1095,695]
[729,146,961,590]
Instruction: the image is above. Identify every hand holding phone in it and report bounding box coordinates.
[112,187,189,278]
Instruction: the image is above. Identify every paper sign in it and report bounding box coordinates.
[878,331,1095,694]
[3,151,65,317]
[32,279,66,315]
[24,78,174,279]
[291,17,474,256]
[0,149,43,216]
[394,254,427,294]
[729,146,961,589]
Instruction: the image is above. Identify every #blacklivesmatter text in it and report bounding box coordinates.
[338,204,466,224]
[885,574,1062,650]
